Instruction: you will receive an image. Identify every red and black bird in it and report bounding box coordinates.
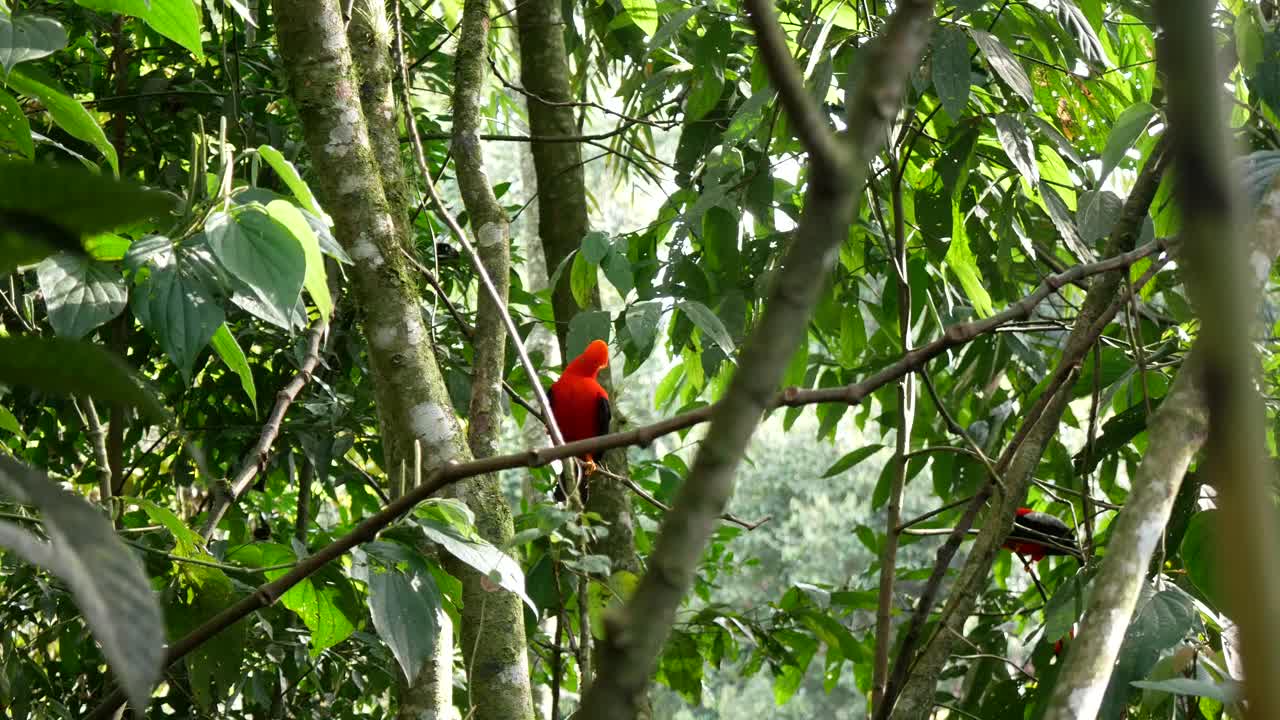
[1002,507,1082,562]
[548,339,611,503]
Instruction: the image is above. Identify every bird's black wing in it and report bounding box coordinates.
[596,394,611,439]
[1011,511,1081,559]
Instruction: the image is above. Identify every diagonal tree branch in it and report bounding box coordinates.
[887,134,1171,720]
[201,313,330,538]
[577,0,935,716]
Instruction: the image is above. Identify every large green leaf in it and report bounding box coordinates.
[209,324,257,414]
[570,251,598,308]
[0,404,24,439]
[821,445,885,478]
[266,199,331,319]
[256,145,323,217]
[933,26,971,120]
[626,301,662,352]
[73,0,204,60]
[1131,678,1244,705]
[0,335,168,423]
[621,0,658,35]
[131,240,225,380]
[678,300,735,354]
[1100,102,1156,185]
[0,87,33,159]
[362,542,442,684]
[412,514,536,612]
[0,14,66,75]
[1180,510,1226,610]
[0,161,176,237]
[993,114,1038,185]
[969,29,1033,104]
[687,62,725,122]
[0,456,164,711]
[36,252,127,339]
[205,207,306,330]
[945,199,993,317]
[4,67,117,172]
[566,310,611,367]
[228,543,357,656]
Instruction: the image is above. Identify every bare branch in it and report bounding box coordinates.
[201,314,329,538]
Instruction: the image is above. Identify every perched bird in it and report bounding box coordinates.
[1002,507,1082,562]
[548,339,611,503]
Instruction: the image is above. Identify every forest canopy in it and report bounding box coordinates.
[1,0,1279,718]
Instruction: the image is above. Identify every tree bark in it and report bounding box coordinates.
[578,0,935,715]
[515,1,647,715]
[276,2,529,719]
[443,1,537,718]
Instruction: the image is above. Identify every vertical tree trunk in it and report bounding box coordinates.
[514,0,647,709]
[444,1,537,718]
[347,4,456,715]
[276,2,531,719]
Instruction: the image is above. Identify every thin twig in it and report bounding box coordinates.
[394,10,565,448]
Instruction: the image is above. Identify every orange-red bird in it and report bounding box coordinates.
[548,339,611,503]
[1002,507,1082,562]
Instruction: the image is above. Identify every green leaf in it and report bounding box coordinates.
[131,240,225,380]
[1180,511,1225,610]
[0,335,168,423]
[412,516,536,611]
[363,543,441,684]
[210,324,257,414]
[687,63,725,122]
[969,29,1033,105]
[206,208,306,330]
[0,161,176,237]
[1040,181,1087,260]
[35,252,128,339]
[945,199,993,317]
[0,404,26,439]
[993,114,1038,185]
[932,27,970,120]
[678,300,735,354]
[73,0,204,60]
[0,87,33,159]
[581,230,611,265]
[84,232,131,261]
[653,362,684,410]
[4,67,118,173]
[266,199,332,319]
[701,206,740,284]
[1131,678,1244,705]
[570,251,598,308]
[602,249,633,296]
[0,14,66,74]
[257,145,323,217]
[659,631,704,704]
[229,543,356,655]
[626,301,662,352]
[621,0,657,35]
[0,456,164,711]
[566,310,611,360]
[1100,102,1156,185]
[822,445,884,478]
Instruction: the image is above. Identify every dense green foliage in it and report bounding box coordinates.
[2,0,1280,717]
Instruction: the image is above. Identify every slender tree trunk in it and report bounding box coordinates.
[443,1,537,718]
[515,1,647,716]
[276,2,530,719]
[347,4,456,714]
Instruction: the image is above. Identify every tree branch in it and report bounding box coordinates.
[83,234,1162,719]
[577,0,934,716]
[201,313,329,538]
